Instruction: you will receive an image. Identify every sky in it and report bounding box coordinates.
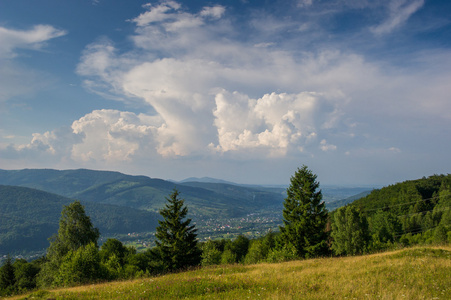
[0,0,450,186]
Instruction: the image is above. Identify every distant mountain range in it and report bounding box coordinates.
[179,177,238,185]
[0,169,286,218]
[0,168,372,255]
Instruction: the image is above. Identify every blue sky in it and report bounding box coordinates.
[1,0,450,186]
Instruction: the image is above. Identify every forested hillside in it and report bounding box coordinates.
[0,185,159,255]
[0,169,285,218]
[337,174,451,248]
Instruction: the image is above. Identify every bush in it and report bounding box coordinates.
[266,244,297,263]
[53,242,107,286]
[220,249,237,265]
[201,241,222,266]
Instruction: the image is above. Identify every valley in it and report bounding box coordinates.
[0,168,371,258]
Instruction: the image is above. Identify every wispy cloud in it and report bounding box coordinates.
[0,25,66,104]
[0,25,66,58]
[371,0,425,35]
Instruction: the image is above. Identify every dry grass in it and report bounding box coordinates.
[6,245,451,300]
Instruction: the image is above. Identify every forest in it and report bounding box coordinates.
[0,167,450,297]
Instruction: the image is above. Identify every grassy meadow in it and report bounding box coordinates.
[7,245,451,300]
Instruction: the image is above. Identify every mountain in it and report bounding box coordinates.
[0,169,286,218]
[0,185,159,255]
[325,190,373,211]
[179,177,237,185]
[350,174,451,214]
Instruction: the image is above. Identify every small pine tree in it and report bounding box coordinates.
[153,189,201,271]
[279,165,329,258]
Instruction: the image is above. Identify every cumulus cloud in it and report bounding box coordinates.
[0,126,81,160]
[71,0,451,164]
[4,0,450,185]
[1,109,163,164]
[371,0,425,35]
[211,91,339,155]
[71,109,161,162]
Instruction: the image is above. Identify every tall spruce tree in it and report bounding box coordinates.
[279,165,329,258]
[153,189,201,271]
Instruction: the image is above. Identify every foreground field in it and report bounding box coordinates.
[8,246,451,300]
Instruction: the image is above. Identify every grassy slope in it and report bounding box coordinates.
[10,245,451,300]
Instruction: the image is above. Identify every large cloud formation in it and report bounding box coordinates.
[2,0,451,184]
[72,1,354,161]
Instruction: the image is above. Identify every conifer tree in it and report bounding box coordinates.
[153,189,201,271]
[279,165,329,258]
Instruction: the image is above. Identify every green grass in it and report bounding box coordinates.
[8,245,451,300]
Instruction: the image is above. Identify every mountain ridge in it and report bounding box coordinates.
[0,184,160,255]
[0,168,286,218]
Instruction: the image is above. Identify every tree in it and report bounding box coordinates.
[0,256,15,295]
[279,165,329,258]
[53,242,106,286]
[228,235,250,263]
[99,239,128,265]
[201,240,222,266]
[153,189,201,271]
[38,201,100,287]
[56,201,100,251]
[331,206,370,256]
[13,259,39,292]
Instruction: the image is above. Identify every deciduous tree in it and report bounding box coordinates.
[331,206,370,255]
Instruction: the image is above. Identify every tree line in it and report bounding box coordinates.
[1,166,450,296]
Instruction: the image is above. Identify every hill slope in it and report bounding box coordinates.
[350,174,451,215]
[0,169,286,218]
[0,185,159,255]
[9,246,451,300]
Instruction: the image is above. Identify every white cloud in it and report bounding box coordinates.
[200,5,226,19]
[371,0,425,35]
[4,0,451,185]
[0,126,81,160]
[72,1,451,165]
[0,25,66,105]
[320,139,337,151]
[132,1,182,27]
[297,0,314,8]
[71,109,161,162]
[0,25,66,58]
[211,91,341,155]
[1,109,163,164]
